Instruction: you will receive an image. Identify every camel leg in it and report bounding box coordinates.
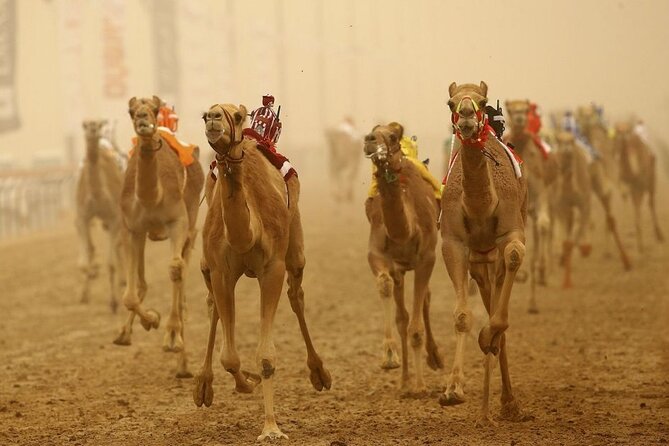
[537,202,550,288]
[163,219,188,353]
[392,271,410,391]
[120,231,160,334]
[478,238,525,423]
[648,160,664,242]
[439,237,470,406]
[193,284,217,407]
[211,267,260,394]
[528,215,539,314]
[369,253,400,370]
[561,207,575,289]
[285,209,331,391]
[423,288,444,371]
[408,257,435,393]
[107,223,123,314]
[475,261,498,427]
[595,182,631,270]
[632,191,643,253]
[114,231,146,346]
[256,261,288,441]
[76,215,95,304]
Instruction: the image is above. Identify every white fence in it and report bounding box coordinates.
[0,168,77,240]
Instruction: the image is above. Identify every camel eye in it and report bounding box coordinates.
[447,100,455,110]
[389,134,397,143]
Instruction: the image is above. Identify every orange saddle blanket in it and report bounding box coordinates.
[131,127,196,167]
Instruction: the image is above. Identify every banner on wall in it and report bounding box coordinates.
[102,0,127,99]
[0,0,20,133]
[152,0,180,103]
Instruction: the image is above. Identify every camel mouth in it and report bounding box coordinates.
[136,122,155,136]
[364,142,387,160]
[206,129,224,143]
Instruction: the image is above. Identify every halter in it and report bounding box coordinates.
[366,133,403,183]
[451,96,487,147]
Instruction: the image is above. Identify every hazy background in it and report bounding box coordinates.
[1,0,669,174]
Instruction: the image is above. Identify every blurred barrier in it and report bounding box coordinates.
[0,167,76,239]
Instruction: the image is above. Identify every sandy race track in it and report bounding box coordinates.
[1,181,668,446]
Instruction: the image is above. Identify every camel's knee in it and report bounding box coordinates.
[287,287,305,314]
[169,258,185,282]
[122,291,139,311]
[376,272,393,299]
[220,349,241,375]
[408,320,425,348]
[256,344,277,379]
[505,240,525,273]
[453,308,473,333]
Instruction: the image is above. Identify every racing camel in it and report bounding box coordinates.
[363,121,443,393]
[193,102,331,441]
[440,81,529,425]
[114,96,204,379]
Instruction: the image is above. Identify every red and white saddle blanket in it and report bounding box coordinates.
[242,128,297,180]
[530,133,552,160]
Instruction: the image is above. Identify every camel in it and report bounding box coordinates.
[439,81,528,425]
[76,120,125,312]
[552,132,593,288]
[193,103,331,441]
[325,116,362,202]
[114,96,204,379]
[504,100,556,313]
[613,121,664,252]
[363,122,443,393]
[575,105,631,270]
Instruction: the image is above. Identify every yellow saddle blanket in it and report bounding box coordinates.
[368,136,441,199]
[131,127,196,167]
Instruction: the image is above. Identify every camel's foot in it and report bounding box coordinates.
[439,380,465,406]
[235,371,261,393]
[478,325,504,355]
[113,326,132,346]
[425,342,444,371]
[527,304,539,315]
[193,371,214,407]
[500,398,533,422]
[308,361,332,391]
[163,328,184,353]
[257,422,288,441]
[380,343,400,370]
[475,413,499,428]
[139,309,160,331]
[579,244,592,257]
[79,288,90,304]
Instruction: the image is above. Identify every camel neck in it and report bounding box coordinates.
[377,162,412,243]
[85,138,100,163]
[460,144,498,217]
[135,136,162,207]
[218,143,257,253]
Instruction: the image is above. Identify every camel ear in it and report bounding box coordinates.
[388,122,404,141]
[128,97,137,115]
[151,95,162,114]
[235,104,248,124]
[82,121,88,130]
[448,82,458,98]
[479,81,488,97]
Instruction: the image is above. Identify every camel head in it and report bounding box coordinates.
[128,96,161,138]
[447,81,488,140]
[576,104,604,132]
[505,100,530,132]
[82,119,108,142]
[363,122,404,169]
[202,103,248,154]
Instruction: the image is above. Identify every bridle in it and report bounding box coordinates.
[365,132,403,183]
[450,96,500,166]
[451,96,486,138]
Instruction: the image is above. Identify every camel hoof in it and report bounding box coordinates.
[113,327,132,346]
[380,347,400,370]
[425,343,444,370]
[257,428,288,442]
[562,281,573,289]
[176,369,193,379]
[193,373,214,407]
[235,370,261,393]
[309,364,332,391]
[439,390,465,406]
[140,310,160,331]
[579,244,592,257]
[163,329,184,353]
[475,414,498,428]
[500,399,534,422]
[110,299,118,314]
[527,306,539,315]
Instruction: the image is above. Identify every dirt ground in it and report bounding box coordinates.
[1,176,668,446]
